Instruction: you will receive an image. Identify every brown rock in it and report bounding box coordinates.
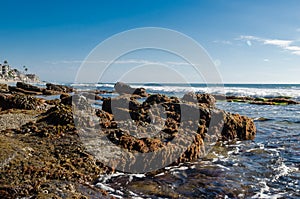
[182,92,216,107]
[9,86,42,95]
[16,82,43,92]
[46,83,73,93]
[0,94,45,111]
[0,83,8,92]
[222,113,256,140]
[114,82,148,97]
[267,98,299,105]
[42,89,62,95]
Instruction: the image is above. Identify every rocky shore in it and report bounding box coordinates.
[1,81,294,198]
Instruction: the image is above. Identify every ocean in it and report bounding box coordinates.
[70,83,300,198]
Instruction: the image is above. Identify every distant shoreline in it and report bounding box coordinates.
[0,79,41,85]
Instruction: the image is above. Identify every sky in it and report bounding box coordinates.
[0,0,300,83]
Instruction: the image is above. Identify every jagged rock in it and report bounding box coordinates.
[114,82,148,97]
[182,92,216,107]
[102,95,140,114]
[81,92,103,101]
[98,92,256,172]
[0,83,8,92]
[42,89,62,95]
[249,101,276,105]
[212,94,227,101]
[222,113,256,140]
[46,83,73,93]
[226,96,255,102]
[38,104,74,126]
[0,94,45,111]
[225,95,299,105]
[266,98,299,105]
[60,93,72,105]
[16,82,43,92]
[0,119,110,198]
[143,94,176,105]
[9,86,42,95]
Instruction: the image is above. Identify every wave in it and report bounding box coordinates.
[144,85,300,100]
[68,83,300,100]
[70,83,114,87]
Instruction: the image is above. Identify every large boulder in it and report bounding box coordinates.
[97,92,256,172]
[0,83,8,92]
[0,94,45,111]
[182,92,216,107]
[114,82,148,97]
[46,83,73,93]
[16,82,43,92]
[9,86,42,95]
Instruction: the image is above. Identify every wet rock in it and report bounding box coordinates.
[46,83,73,93]
[8,86,42,95]
[226,96,255,102]
[16,82,43,92]
[127,179,179,198]
[60,93,72,105]
[212,94,227,101]
[0,83,8,92]
[42,89,63,95]
[102,95,140,114]
[182,92,216,107]
[0,86,258,197]
[0,128,110,198]
[220,95,299,105]
[38,104,74,126]
[267,98,299,105]
[114,82,148,97]
[144,94,176,106]
[97,92,256,172]
[249,101,276,105]
[222,113,256,140]
[81,92,103,101]
[45,98,60,106]
[0,94,45,111]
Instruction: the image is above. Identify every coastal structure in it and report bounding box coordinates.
[0,60,40,82]
[1,63,10,76]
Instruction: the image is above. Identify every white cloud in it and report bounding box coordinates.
[263,58,269,62]
[291,51,300,55]
[46,59,193,67]
[239,35,300,56]
[213,40,232,45]
[285,46,300,51]
[263,39,292,47]
[239,35,259,40]
[296,28,300,32]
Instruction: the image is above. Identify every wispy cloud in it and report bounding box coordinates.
[238,35,300,55]
[263,39,292,47]
[46,59,191,66]
[213,40,232,45]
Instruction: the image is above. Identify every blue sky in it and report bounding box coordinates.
[0,0,300,83]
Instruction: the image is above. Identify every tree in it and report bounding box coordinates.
[23,65,28,73]
[8,70,15,79]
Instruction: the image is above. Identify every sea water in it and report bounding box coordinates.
[71,83,300,198]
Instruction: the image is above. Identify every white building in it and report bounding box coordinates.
[1,64,10,76]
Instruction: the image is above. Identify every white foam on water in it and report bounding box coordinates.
[96,182,116,193]
[69,83,300,101]
[272,161,299,182]
[141,85,197,94]
[144,85,300,100]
